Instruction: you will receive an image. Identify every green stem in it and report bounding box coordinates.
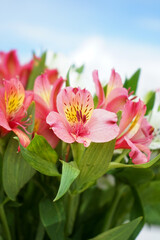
[102,185,128,231]
[65,193,79,236]
[114,149,130,163]
[0,203,11,240]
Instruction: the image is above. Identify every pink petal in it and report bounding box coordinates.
[118,100,144,136]
[92,70,105,107]
[45,69,59,84]
[19,61,33,87]
[46,111,75,143]
[86,109,119,142]
[23,90,34,110]
[0,108,11,131]
[76,135,91,147]
[105,87,128,113]
[124,137,149,164]
[123,100,146,140]
[57,87,94,122]
[131,118,154,146]
[13,128,30,148]
[4,78,25,117]
[34,74,51,107]
[107,69,122,96]
[50,77,64,111]
[4,50,20,77]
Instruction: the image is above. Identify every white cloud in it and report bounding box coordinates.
[47,36,160,98]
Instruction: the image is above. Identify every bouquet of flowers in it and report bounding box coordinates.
[0,50,160,240]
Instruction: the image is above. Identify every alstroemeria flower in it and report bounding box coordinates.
[0,78,33,147]
[0,50,34,88]
[46,87,119,147]
[93,69,129,113]
[116,100,154,164]
[33,73,64,148]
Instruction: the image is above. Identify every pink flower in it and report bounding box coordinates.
[33,73,64,148]
[0,78,33,147]
[93,69,128,113]
[46,87,119,147]
[116,100,154,164]
[0,50,35,88]
[45,69,59,84]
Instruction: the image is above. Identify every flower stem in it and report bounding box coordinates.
[0,203,11,240]
[114,149,130,163]
[102,184,128,231]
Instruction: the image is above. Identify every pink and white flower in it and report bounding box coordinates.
[33,73,64,148]
[93,69,129,113]
[116,100,154,164]
[46,87,119,147]
[0,78,33,147]
[0,50,34,88]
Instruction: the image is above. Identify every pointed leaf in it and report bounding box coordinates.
[88,217,143,240]
[20,144,60,177]
[54,161,80,201]
[108,153,160,171]
[74,140,116,193]
[27,134,58,163]
[2,138,35,201]
[124,69,141,93]
[144,91,155,115]
[26,52,46,90]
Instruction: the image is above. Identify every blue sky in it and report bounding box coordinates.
[1,0,160,54]
[1,0,160,98]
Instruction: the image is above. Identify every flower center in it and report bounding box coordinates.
[63,93,93,125]
[5,84,24,118]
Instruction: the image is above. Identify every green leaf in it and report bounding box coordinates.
[139,181,160,225]
[2,138,35,201]
[115,168,154,185]
[71,142,85,165]
[20,135,60,177]
[128,187,144,240]
[75,64,84,74]
[27,134,58,163]
[144,91,155,115]
[26,52,46,90]
[124,69,141,93]
[88,217,143,240]
[74,140,115,193]
[39,197,66,240]
[66,65,75,87]
[108,153,160,171]
[54,161,80,201]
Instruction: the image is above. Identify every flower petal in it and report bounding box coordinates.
[107,69,122,96]
[46,111,75,143]
[0,108,11,131]
[57,87,94,124]
[45,69,59,84]
[105,87,128,113]
[124,137,149,164]
[50,77,64,111]
[92,70,105,108]
[86,109,119,142]
[4,50,20,77]
[13,128,30,148]
[4,78,25,117]
[34,74,52,107]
